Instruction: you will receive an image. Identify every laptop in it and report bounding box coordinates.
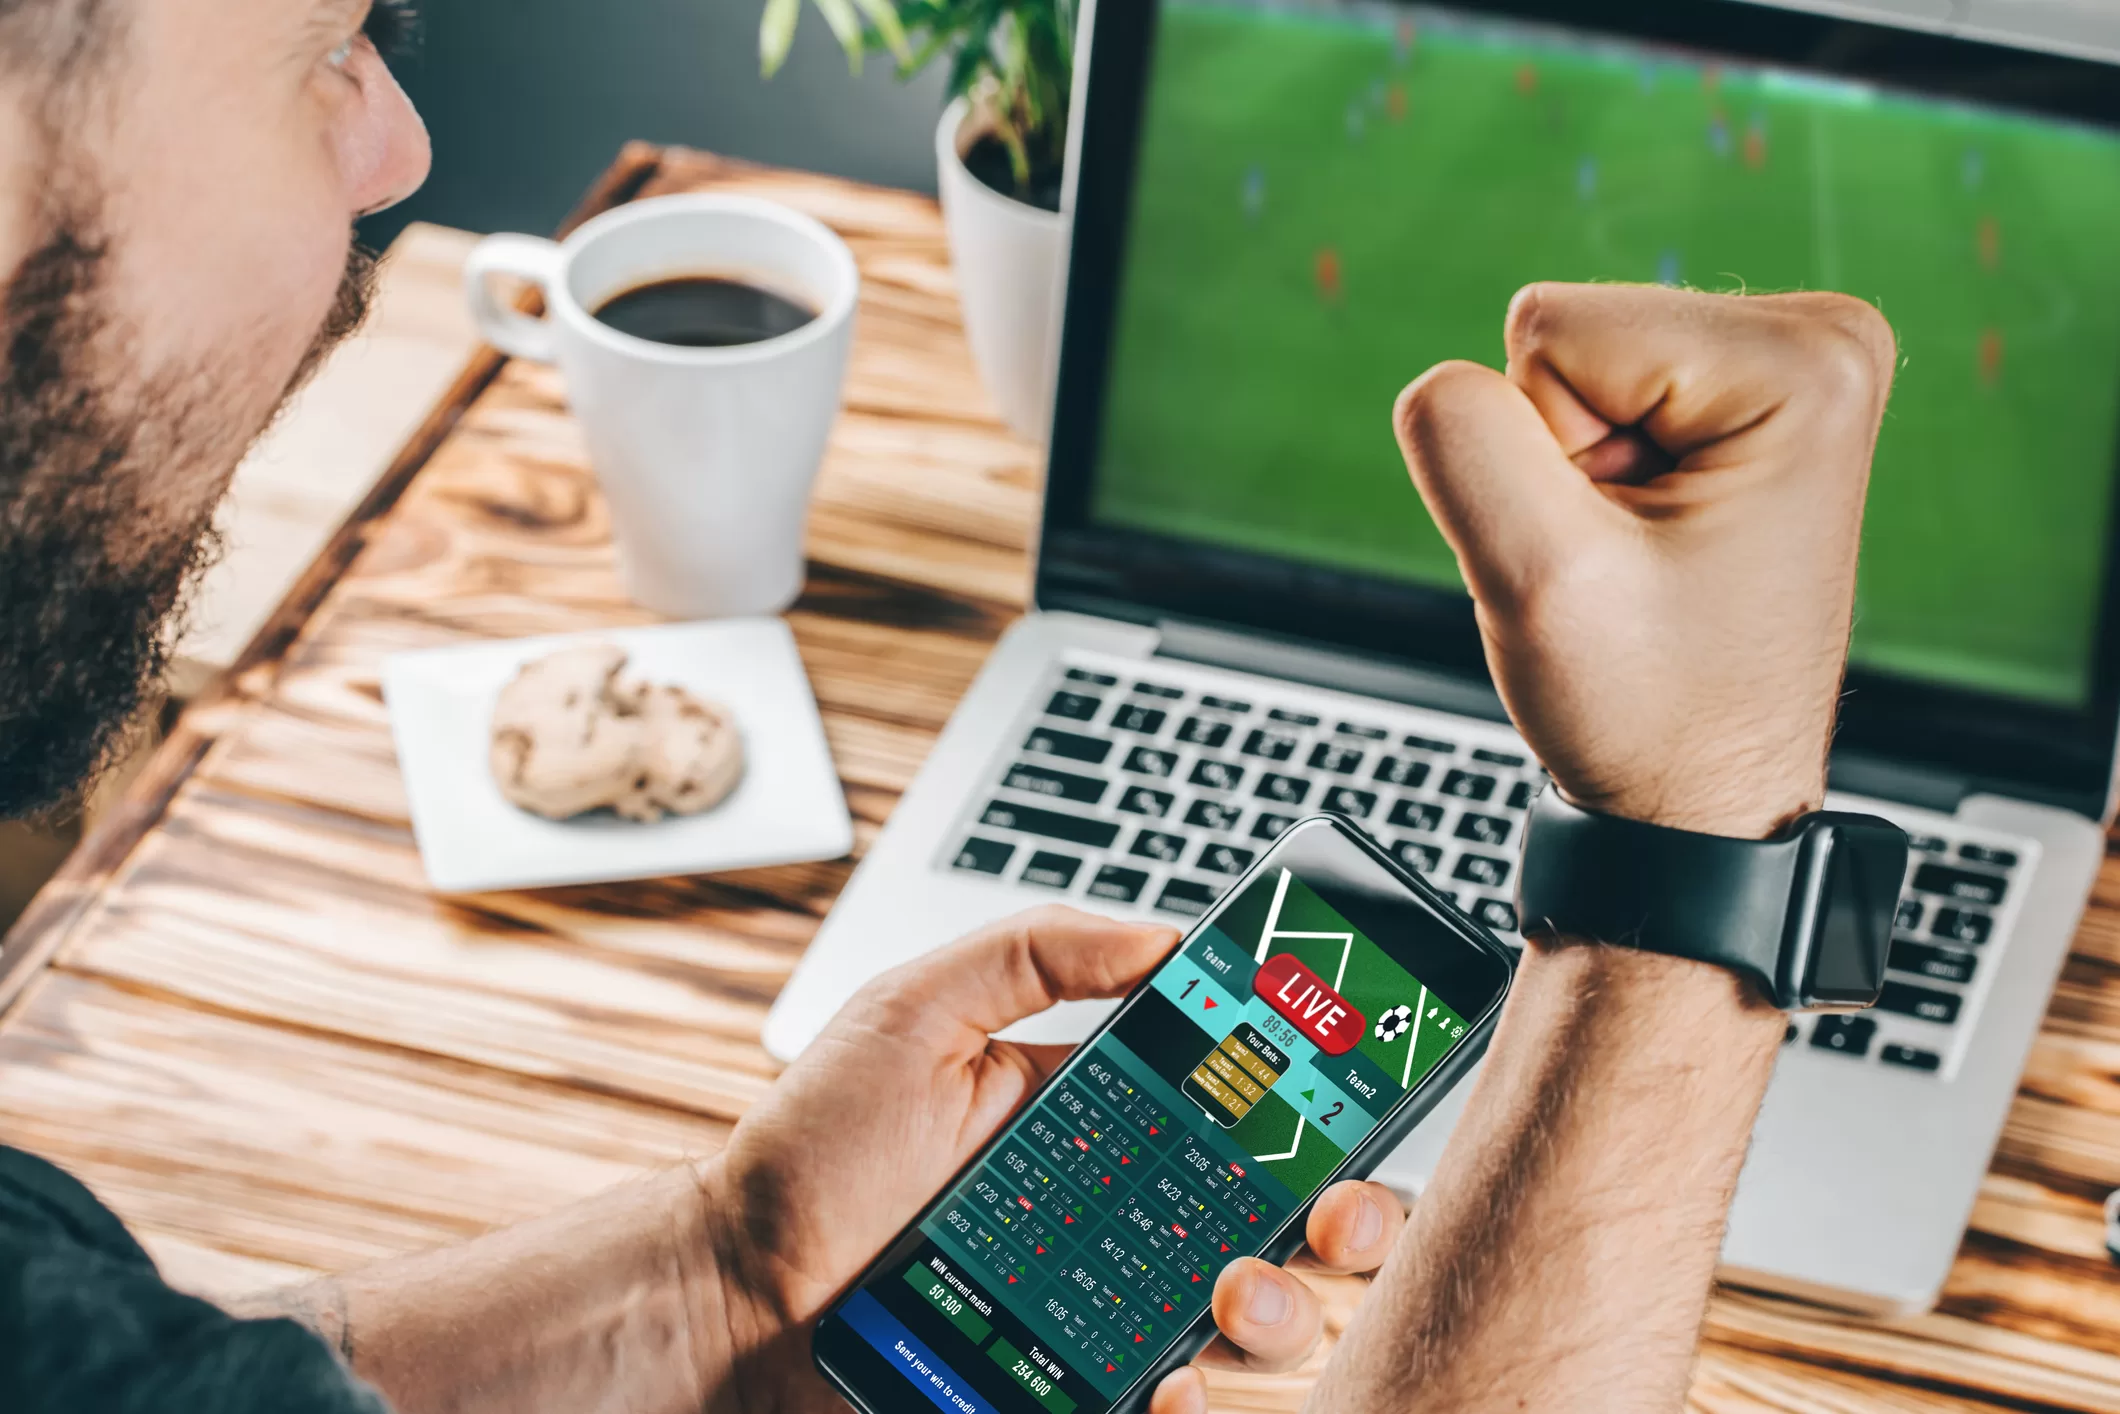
[767,0,2120,1315]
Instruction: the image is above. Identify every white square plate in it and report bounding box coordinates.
[384,619,853,894]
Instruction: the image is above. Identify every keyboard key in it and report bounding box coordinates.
[1133,681,1184,699]
[1197,842,1255,876]
[1156,879,1219,917]
[1117,786,1174,818]
[1877,981,1963,1025]
[1441,769,1497,802]
[1242,729,1298,761]
[1907,834,1947,854]
[1022,851,1083,890]
[1002,763,1108,805]
[980,802,1120,849]
[1255,773,1310,805]
[1268,708,1320,727]
[1252,812,1297,841]
[1880,1044,1942,1072]
[1064,667,1117,686]
[1088,864,1148,903]
[952,837,1016,875]
[1124,746,1178,779]
[1337,722,1388,740]
[1309,743,1364,775]
[1200,695,1251,713]
[1809,1015,1876,1057]
[1388,799,1444,833]
[1959,843,2018,868]
[1506,780,1536,811]
[1322,786,1378,819]
[1404,734,1456,754]
[1932,907,1992,945]
[1453,853,1513,889]
[1472,897,1519,931]
[1454,812,1514,847]
[1112,704,1168,735]
[1472,748,1527,767]
[1190,759,1245,792]
[1890,940,1978,985]
[1026,727,1111,764]
[1373,756,1430,789]
[1895,898,1924,932]
[1392,841,1443,875]
[1177,716,1231,749]
[1185,800,1243,832]
[1912,863,2008,907]
[1130,830,1188,865]
[1046,690,1101,721]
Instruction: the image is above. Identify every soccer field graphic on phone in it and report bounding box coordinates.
[881,864,1467,1412]
[1153,867,1468,1196]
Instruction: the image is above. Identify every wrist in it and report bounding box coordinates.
[682,1155,796,1413]
[1565,756,1827,843]
[1524,932,1787,1032]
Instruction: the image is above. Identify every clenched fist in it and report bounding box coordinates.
[1395,283,1897,840]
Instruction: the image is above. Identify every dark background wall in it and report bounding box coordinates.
[360,0,949,249]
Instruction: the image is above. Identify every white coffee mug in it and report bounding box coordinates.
[465,195,858,618]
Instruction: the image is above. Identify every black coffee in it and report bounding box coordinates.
[593,276,816,348]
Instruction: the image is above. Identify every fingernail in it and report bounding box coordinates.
[1247,1272,1293,1326]
[1353,1193,1384,1251]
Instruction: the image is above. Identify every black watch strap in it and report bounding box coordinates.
[1515,788,1908,1011]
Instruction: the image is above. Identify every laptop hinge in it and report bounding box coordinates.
[1825,750,1971,814]
[1153,619,1511,724]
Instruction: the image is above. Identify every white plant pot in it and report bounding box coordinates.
[936,98,1068,443]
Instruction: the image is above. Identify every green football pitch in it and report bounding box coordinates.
[1093,2,2120,708]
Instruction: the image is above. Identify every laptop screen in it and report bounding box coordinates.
[1087,0,2120,712]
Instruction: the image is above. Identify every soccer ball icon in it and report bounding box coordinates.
[1375,1005,1413,1043]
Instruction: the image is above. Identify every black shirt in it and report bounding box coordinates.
[0,1145,390,1413]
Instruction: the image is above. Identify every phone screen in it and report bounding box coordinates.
[814,819,1511,1414]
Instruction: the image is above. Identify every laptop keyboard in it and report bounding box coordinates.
[937,655,2037,1083]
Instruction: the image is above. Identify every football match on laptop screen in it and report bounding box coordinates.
[1091,0,2120,711]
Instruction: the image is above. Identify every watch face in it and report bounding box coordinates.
[1799,823,1905,1008]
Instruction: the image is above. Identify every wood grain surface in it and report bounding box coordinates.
[2,145,2116,1413]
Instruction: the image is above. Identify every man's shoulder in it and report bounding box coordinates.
[0,1145,392,1414]
[0,1144,152,1266]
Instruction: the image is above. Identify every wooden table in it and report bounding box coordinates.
[2,145,2116,1413]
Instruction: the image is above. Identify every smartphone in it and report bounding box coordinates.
[812,814,1517,1414]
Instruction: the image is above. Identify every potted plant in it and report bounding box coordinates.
[760,0,1075,441]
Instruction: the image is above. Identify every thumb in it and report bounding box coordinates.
[880,905,1181,1041]
[1392,360,1622,612]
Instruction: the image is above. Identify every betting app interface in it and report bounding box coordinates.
[826,865,1470,1414]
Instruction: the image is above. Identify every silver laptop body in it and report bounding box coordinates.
[767,0,2120,1315]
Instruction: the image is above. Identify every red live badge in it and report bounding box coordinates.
[1254,954,1366,1056]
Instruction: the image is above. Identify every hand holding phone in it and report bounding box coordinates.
[695,894,1411,1413]
[810,817,1514,1414]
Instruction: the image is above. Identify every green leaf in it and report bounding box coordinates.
[759,0,800,77]
[847,0,912,62]
[810,0,867,73]
[945,16,992,99]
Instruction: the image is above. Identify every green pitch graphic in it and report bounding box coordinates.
[1229,1087,1348,1195]
[1096,1,2120,709]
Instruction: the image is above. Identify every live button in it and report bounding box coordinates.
[1254,954,1367,1056]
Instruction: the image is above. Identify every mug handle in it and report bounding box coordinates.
[465,234,566,363]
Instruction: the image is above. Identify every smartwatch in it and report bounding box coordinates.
[1514,788,1910,1012]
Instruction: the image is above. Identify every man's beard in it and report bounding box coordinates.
[0,217,378,822]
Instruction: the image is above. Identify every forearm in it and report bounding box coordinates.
[232,1164,748,1414]
[1306,942,1784,1413]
